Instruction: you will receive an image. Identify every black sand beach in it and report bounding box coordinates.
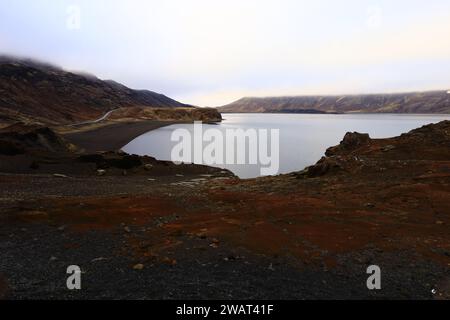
[64,120,178,153]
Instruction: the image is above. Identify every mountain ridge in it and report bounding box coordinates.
[0,56,193,125]
[218,91,450,114]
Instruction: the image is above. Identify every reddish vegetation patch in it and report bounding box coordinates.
[6,176,448,268]
[209,190,447,263]
[45,196,179,232]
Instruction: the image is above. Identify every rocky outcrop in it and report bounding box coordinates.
[296,120,450,178]
[326,132,371,156]
[78,152,144,170]
[0,123,75,155]
[297,156,343,177]
[109,106,222,123]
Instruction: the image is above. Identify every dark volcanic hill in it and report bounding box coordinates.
[218,91,450,114]
[0,56,192,125]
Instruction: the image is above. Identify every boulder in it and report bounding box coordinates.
[326,132,370,156]
[302,157,343,177]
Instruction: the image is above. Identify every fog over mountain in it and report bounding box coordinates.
[2,1,450,106]
[0,56,192,125]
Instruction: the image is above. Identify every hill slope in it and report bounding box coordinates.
[0,56,192,125]
[218,91,450,114]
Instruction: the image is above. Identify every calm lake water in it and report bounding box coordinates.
[122,113,449,179]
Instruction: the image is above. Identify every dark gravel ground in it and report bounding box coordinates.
[0,170,449,300]
[0,218,446,300]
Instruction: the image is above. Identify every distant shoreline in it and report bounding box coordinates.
[220,111,342,114]
[220,111,450,115]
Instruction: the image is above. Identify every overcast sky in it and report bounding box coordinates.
[1,0,450,106]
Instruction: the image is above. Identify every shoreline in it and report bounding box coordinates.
[63,120,180,153]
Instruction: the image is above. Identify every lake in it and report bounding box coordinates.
[122,113,450,179]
